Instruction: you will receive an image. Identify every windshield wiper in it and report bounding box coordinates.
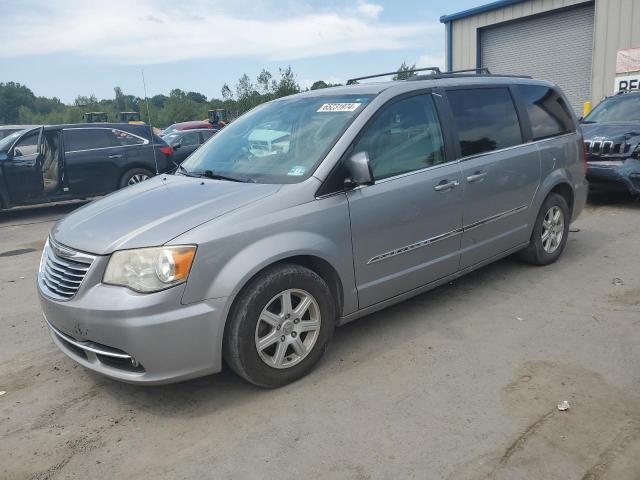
[195,170,254,183]
[176,164,194,176]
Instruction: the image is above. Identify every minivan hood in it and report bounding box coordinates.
[52,175,280,255]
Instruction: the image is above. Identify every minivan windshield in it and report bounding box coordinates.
[0,130,26,152]
[584,94,640,123]
[180,94,374,183]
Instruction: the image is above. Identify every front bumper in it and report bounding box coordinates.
[587,158,640,194]
[38,275,230,385]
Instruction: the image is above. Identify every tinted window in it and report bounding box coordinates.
[200,130,215,141]
[64,129,114,151]
[13,131,39,157]
[181,131,200,146]
[518,85,574,139]
[110,129,146,146]
[352,94,446,180]
[448,88,522,157]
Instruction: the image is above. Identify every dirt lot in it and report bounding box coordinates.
[1,195,639,480]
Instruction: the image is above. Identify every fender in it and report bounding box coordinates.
[527,167,575,234]
[183,230,357,316]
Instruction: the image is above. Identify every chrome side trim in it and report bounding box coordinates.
[463,204,528,232]
[367,228,463,264]
[45,316,131,359]
[366,204,529,264]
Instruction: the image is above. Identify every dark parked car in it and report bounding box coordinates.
[0,123,173,209]
[161,121,215,137]
[581,90,640,195]
[163,128,216,164]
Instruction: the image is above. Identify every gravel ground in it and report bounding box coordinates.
[0,194,639,480]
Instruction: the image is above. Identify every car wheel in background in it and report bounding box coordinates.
[119,168,154,188]
[519,192,570,265]
[223,264,335,388]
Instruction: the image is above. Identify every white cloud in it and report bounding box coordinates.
[357,2,384,19]
[416,53,446,71]
[0,0,440,65]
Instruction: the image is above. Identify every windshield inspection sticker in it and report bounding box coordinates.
[317,103,361,113]
[288,166,306,176]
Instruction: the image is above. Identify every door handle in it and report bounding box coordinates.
[434,180,460,192]
[108,154,123,159]
[466,171,487,183]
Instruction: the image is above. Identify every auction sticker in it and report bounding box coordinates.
[317,103,361,112]
[288,166,306,176]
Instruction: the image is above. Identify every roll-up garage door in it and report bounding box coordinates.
[480,3,594,112]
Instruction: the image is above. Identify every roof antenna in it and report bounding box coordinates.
[141,68,160,175]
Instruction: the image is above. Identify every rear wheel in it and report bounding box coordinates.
[519,193,570,265]
[223,264,335,388]
[119,168,153,188]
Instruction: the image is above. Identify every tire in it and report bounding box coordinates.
[223,264,336,388]
[518,193,570,265]
[119,168,153,188]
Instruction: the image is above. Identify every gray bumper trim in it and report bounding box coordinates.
[45,315,132,360]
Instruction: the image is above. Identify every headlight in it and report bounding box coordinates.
[103,245,196,293]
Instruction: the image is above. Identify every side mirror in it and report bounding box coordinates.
[578,116,584,123]
[345,151,374,188]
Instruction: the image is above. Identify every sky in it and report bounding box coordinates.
[0,0,486,103]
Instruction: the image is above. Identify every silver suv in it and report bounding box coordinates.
[38,72,588,387]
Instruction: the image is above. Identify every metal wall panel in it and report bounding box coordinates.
[480,4,595,111]
[450,0,590,72]
[591,0,640,102]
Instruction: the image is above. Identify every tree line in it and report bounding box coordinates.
[0,63,416,128]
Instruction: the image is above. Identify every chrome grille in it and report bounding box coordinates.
[584,140,632,157]
[39,238,95,300]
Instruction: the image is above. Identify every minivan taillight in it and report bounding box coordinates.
[159,146,173,156]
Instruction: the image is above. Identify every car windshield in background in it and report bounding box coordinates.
[0,130,26,152]
[584,94,640,123]
[180,94,374,183]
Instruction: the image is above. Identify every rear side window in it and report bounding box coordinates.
[517,85,575,140]
[64,129,114,151]
[352,94,446,180]
[110,129,147,146]
[448,88,522,157]
[181,131,200,146]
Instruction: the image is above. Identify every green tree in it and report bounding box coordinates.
[0,82,36,123]
[393,61,416,80]
[273,66,300,98]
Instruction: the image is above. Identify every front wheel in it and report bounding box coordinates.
[119,168,153,188]
[223,264,335,388]
[518,193,570,265]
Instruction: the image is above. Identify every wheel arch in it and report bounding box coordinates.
[118,164,155,186]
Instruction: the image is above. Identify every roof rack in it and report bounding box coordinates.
[346,67,443,85]
[347,67,497,84]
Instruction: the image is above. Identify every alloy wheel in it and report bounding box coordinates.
[128,173,149,185]
[541,206,565,254]
[254,289,322,369]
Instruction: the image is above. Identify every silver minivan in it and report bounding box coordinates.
[38,72,588,387]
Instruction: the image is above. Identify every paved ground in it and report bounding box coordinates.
[1,194,639,480]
